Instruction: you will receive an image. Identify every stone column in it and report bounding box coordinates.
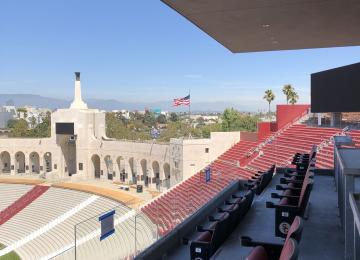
[25,153,30,175]
[136,160,144,185]
[148,165,156,189]
[10,153,16,175]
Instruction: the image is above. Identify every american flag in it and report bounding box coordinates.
[173,95,190,106]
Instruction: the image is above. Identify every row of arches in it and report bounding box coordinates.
[0,151,52,174]
[91,155,171,189]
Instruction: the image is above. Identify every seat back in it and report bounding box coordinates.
[285,216,304,243]
[279,238,299,260]
[244,189,255,212]
[297,178,313,215]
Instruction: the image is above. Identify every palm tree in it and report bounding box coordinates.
[263,89,275,118]
[282,84,294,104]
[289,91,299,105]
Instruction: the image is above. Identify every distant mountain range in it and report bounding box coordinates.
[0,94,251,112]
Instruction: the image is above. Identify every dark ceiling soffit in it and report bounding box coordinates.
[160,0,235,53]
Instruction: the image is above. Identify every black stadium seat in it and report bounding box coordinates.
[191,212,230,259]
[242,216,303,260]
[267,151,315,238]
[245,238,299,260]
[189,187,255,259]
[247,165,275,195]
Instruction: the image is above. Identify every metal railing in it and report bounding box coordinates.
[334,140,360,260]
[51,207,158,260]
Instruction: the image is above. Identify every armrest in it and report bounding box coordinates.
[284,171,305,177]
[266,201,300,211]
[276,185,302,191]
[285,168,296,173]
[280,178,304,185]
[244,183,255,189]
[208,215,214,221]
[197,225,215,233]
[271,193,300,201]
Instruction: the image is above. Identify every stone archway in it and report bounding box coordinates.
[140,159,148,186]
[0,151,11,174]
[163,163,171,189]
[29,152,40,173]
[15,152,25,174]
[152,161,160,190]
[91,154,101,179]
[44,152,52,172]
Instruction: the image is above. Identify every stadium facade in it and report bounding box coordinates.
[0,73,240,190]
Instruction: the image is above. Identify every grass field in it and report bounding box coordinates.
[0,244,21,260]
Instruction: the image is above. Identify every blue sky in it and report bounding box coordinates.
[1,0,360,111]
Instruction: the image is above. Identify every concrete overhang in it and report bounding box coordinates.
[161,0,360,53]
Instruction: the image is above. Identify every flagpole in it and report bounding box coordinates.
[188,89,191,122]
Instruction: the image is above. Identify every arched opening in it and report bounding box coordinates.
[29,152,40,174]
[91,154,101,179]
[117,156,126,182]
[140,159,148,186]
[129,157,136,184]
[104,155,113,180]
[163,163,171,189]
[0,151,11,174]
[152,161,160,190]
[15,152,25,174]
[43,152,52,172]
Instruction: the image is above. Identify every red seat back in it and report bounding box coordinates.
[279,238,299,260]
[285,216,303,242]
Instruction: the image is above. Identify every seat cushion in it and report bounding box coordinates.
[196,231,212,242]
[279,197,290,206]
[246,246,268,260]
[283,189,293,196]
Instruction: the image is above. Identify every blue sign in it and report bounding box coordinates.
[99,210,115,241]
[205,167,211,183]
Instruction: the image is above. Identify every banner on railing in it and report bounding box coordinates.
[205,167,211,183]
[99,210,115,241]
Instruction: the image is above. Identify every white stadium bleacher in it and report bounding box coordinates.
[0,184,33,212]
[0,187,157,260]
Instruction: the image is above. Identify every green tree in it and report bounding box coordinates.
[200,123,222,138]
[196,116,205,125]
[221,108,240,131]
[24,112,51,137]
[289,91,299,104]
[157,114,167,124]
[169,112,179,122]
[7,119,17,129]
[9,119,29,137]
[29,116,37,128]
[143,111,156,127]
[221,108,259,132]
[282,84,294,104]
[263,89,275,118]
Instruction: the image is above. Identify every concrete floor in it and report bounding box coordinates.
[167,173,344,260]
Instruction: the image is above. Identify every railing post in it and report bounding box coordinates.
[74,224,77,260]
